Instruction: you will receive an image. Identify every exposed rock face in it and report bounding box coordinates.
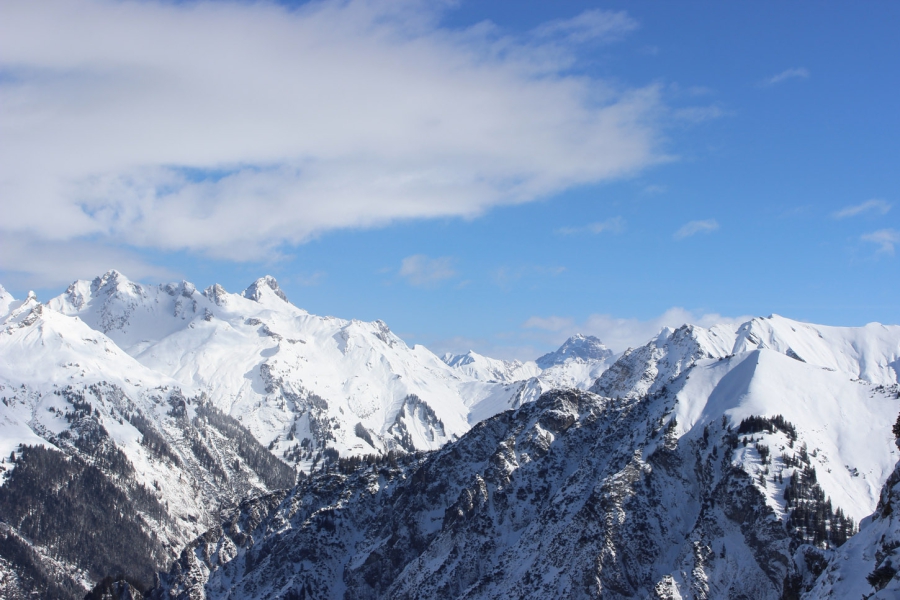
[242,276,289,304]
[0,297,295,599]
[5,274,900,598]
[149,389,826,600]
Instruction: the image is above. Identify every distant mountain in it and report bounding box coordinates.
[443,334,618,423]
[148,316,900,599]
[4,272,900,598]
[0,284,295,598]
[47,270,519,467]
[535,333,615,369]
[441,350,541,383]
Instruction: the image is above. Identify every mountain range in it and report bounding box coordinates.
[1,271,900,598]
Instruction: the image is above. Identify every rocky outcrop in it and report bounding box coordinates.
[150,389,826,599]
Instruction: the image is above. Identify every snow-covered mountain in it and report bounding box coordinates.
[441,350,541,383]
[4,271,900,598]
[0,286,296,598]
[536,333,615,368]
[805,447,900,599]
[148,315,900,599]
[46,271,524,469]
[444,334,618,420]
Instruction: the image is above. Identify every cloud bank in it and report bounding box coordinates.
[0,0,664,283]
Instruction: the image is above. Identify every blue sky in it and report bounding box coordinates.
[1,0,898,358]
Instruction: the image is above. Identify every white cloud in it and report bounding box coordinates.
[399,255,457,287]
[533,9,638,44]
[672,105,725,122]
[556,216,624,235]
[832,199,892,219]
[861,229,900,255]
[762,67,810,86]
[0,0,664,281]
[524,307,754,353]
[673,219,719,240]
[642,184,667,195]
[0,233,176,291]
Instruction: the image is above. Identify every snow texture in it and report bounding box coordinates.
[2,272,900,598]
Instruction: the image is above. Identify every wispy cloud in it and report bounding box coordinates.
[0,233,176,291]
[861,229,900,255]
[0,1,664,285]
[672,105,726,123]
[762,67,810,86]
[533,9,638,44]
[556,216,625,235]
[674,219,719,240]
[642,184,667,195]
[399,255,457,287]
[832,199,892,219]
[524,307,754,353]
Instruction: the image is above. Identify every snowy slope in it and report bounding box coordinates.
[535,333,615,368]
[149,382,897,600]
[441,350,540,383]
[4,271,900,598]
[592,317,900,525]
[48,271,515,468]
[671,349,899,523]
[450,334,617,424]
[0,290,297,597]
[147,332,900,600]
[806,452,900,598]
[733,314,900,385]
[592,323,738,399]
[0,285,17,319]
[0,290,293,524]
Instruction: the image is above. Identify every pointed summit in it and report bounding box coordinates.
[536,334,613,369]
[242,276,288,303]
[203,283,229,306]
[89,269,132,295]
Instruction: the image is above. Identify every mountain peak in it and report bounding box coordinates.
[536,334,613,369]
[89,269,131,294]
[242,276,288,303]
[203,283,229,306]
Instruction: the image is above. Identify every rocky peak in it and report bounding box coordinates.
[89,269,131,295]
[203,283,229,306]
[536,333,613,369]
[242,276,288,303]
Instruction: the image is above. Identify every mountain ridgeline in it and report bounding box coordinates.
[1,271,900,598]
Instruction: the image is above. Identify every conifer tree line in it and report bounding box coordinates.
[193,403,297,490]
[729,414,856,549]
[0,446,167,598]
